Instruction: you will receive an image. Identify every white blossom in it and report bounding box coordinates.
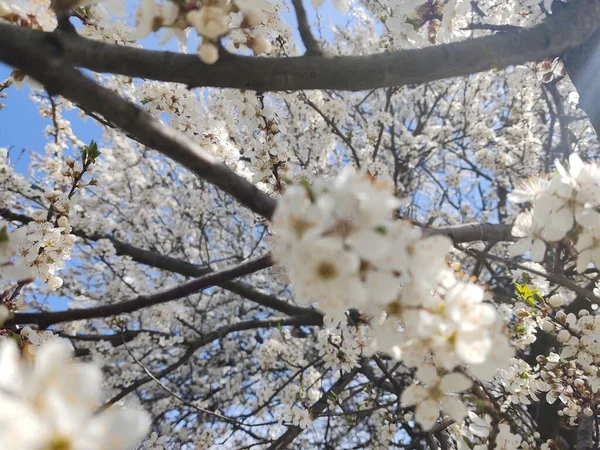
[0,339,150,449]
[401,363,471,430]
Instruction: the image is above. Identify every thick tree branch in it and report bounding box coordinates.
[561,10,600,137]
[6,255,272,328]
[428,222,513,243]
[60,330,170,345]
[575,414,594,450]
[0,30,278,219]
[1,0,599,92]
[463,23,522,32]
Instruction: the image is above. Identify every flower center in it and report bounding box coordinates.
[317,261,337,280]
[47,435,72,450]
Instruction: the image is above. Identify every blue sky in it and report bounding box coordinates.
[0,66,101,174]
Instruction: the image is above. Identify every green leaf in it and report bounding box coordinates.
[374,225,387,235]
[514,282,539,307]
[82,140,101,164]
[0,225,8,243]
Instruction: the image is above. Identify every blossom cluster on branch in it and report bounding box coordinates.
[510,153,600,271]
[272,169,513,429]
[131,0,274,64]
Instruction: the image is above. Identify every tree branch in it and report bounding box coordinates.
[559,2,600,137]
[1,0,599,92]
[0,29,278,219]
[0,207,319,318]
[427,222,513,243]
[575,414,594,450]
[6,255,272,328]
[100,315,320,411]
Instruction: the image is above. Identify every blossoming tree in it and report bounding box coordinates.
[1,0,600,448]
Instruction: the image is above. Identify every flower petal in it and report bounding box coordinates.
[440,373,472,393]
[440,395,468,423]
[400,384,428,407]
[415,398,439,431]
[415,363,438,386]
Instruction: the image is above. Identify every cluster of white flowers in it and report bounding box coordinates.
[0,339,150,449]
[0,220,34,284]
[272,169,513,430]
[282,405,313,429]
[131,0,273,64]
[384,0,470,47]
[141,432,169,449]
[527,307,600,424]
[450,411,491,450]
[10,208,76,290]
[0,0,56,31]
[257,328,302,371]
[451,411,556,449]
[256,328,329,428]
[507,266,548,349]
[510,154,600,272]
[316,315,370,373]
[496,358,542,407]
[20,326,63,357]
[216,90,294,187]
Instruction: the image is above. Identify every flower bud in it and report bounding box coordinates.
[557,329,571,343]
[57,216,69,229]
[555,310,567,322]
[198,41,219,65]
[243,8,263,27]
[540,319,554,333]
[548,294,563,308]
[32,211,46,222]
[187,6,230,40]
[47,276,63,290]
[584,407,594,416]
[250,36,271,55]
[44,190,57,200]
